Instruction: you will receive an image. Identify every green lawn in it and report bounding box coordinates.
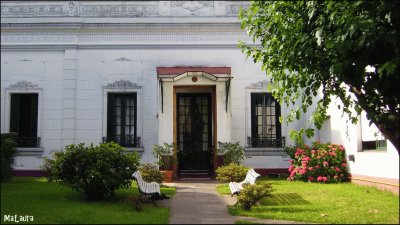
[1,177,175,224]
[217,178,399,224]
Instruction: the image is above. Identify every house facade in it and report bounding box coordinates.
[1,1,398,192]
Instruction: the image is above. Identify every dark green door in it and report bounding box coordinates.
[177,93,212,173]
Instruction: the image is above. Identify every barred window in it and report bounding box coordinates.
[250,93,282,147]
[105,93,139,147]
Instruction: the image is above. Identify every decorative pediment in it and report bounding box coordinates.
[104,80,139,89]
[247,80,269,89]
[8,81,39,89]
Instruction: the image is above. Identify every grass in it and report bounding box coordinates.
[1,177,175,224]
[217,178,399,224]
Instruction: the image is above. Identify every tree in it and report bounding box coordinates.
[239,1,399,152]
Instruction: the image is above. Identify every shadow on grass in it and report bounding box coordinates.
[262,193,311,206]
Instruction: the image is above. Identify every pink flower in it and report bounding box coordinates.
[289,159,293,164]
[335,167,341,172]
[300,169,307,175]
[341,163,347,167]
[317,176,323,181]
[302,161,308,167]
[340,173,344,177]
[322,177,328,182]
[328,152,337,157]
[311,150,316,155]
[308,167,314,171]
[308,176,314,181]
[290,171,296,177]
[323,161,329,167]
[332,148,337,151]
[288,165,294,172]
[334,175,339,180]
[317,156,321,159]
[316,165,321,169]
[338,145,345,151]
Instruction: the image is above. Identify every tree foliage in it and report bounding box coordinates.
[239,1,399,152]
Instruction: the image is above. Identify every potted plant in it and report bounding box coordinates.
[152,142,179,182]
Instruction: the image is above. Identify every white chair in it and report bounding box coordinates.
[229,169,261,196]
[132,170,161,204]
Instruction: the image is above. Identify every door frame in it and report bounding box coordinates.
[173,85,217,176]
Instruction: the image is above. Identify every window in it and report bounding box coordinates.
[10,93,40,147]
[105,93,139,147]
[249,93,283,147]
[362,140,387,151]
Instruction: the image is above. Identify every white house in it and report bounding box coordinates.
[1,1,398,193]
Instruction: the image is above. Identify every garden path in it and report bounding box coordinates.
[160,181,307,224]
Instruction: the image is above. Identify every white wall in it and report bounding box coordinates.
[319,98,399,180]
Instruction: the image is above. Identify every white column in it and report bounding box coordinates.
[62,48,77,148]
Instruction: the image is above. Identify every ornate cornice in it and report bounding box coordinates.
[8,81,39,89]
[104,80,140,89]
[0,29,253,47]
[1,1,249,18]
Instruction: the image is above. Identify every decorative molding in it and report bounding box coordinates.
[171,1,214,16]
[1,30,253,46]
[8,81,39,89]
[1,1,249,18]
[247,80,269,89]
[115,57,132,62]
[79,4,157,18]
[226,2,251,16]
[104,80,140,89]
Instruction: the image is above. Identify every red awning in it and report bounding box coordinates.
[157,67,231,76]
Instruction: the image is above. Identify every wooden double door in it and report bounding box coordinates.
[176,93,213,174]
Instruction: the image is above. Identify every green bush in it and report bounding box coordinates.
[152,142,178,170]
[216,163,249,182]
[217,142,245,165]
[1,133,17,181]
[237,183,273,211]
[44,142,140,200]
[138,163,164,184]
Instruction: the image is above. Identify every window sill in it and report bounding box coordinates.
[245,147,287,157]
[124,147,144,156]
[360,149,388,153]
[16,147,44,157]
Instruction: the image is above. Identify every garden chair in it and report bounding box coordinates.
[132,170,164,205]
[229,168,261,196]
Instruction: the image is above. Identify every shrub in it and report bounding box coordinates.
[284,145,296,159]
[1,133,17,181]
[152,143,178,170]
[237,183,273,210]
[217,142,245,165]
[216,163,249,182]
[287,141,349,183]
[45,142,140,200]
[138,163,164,184]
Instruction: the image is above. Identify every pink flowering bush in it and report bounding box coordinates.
[286,141,349,183]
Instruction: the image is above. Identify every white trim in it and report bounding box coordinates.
[102,81,142,146]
